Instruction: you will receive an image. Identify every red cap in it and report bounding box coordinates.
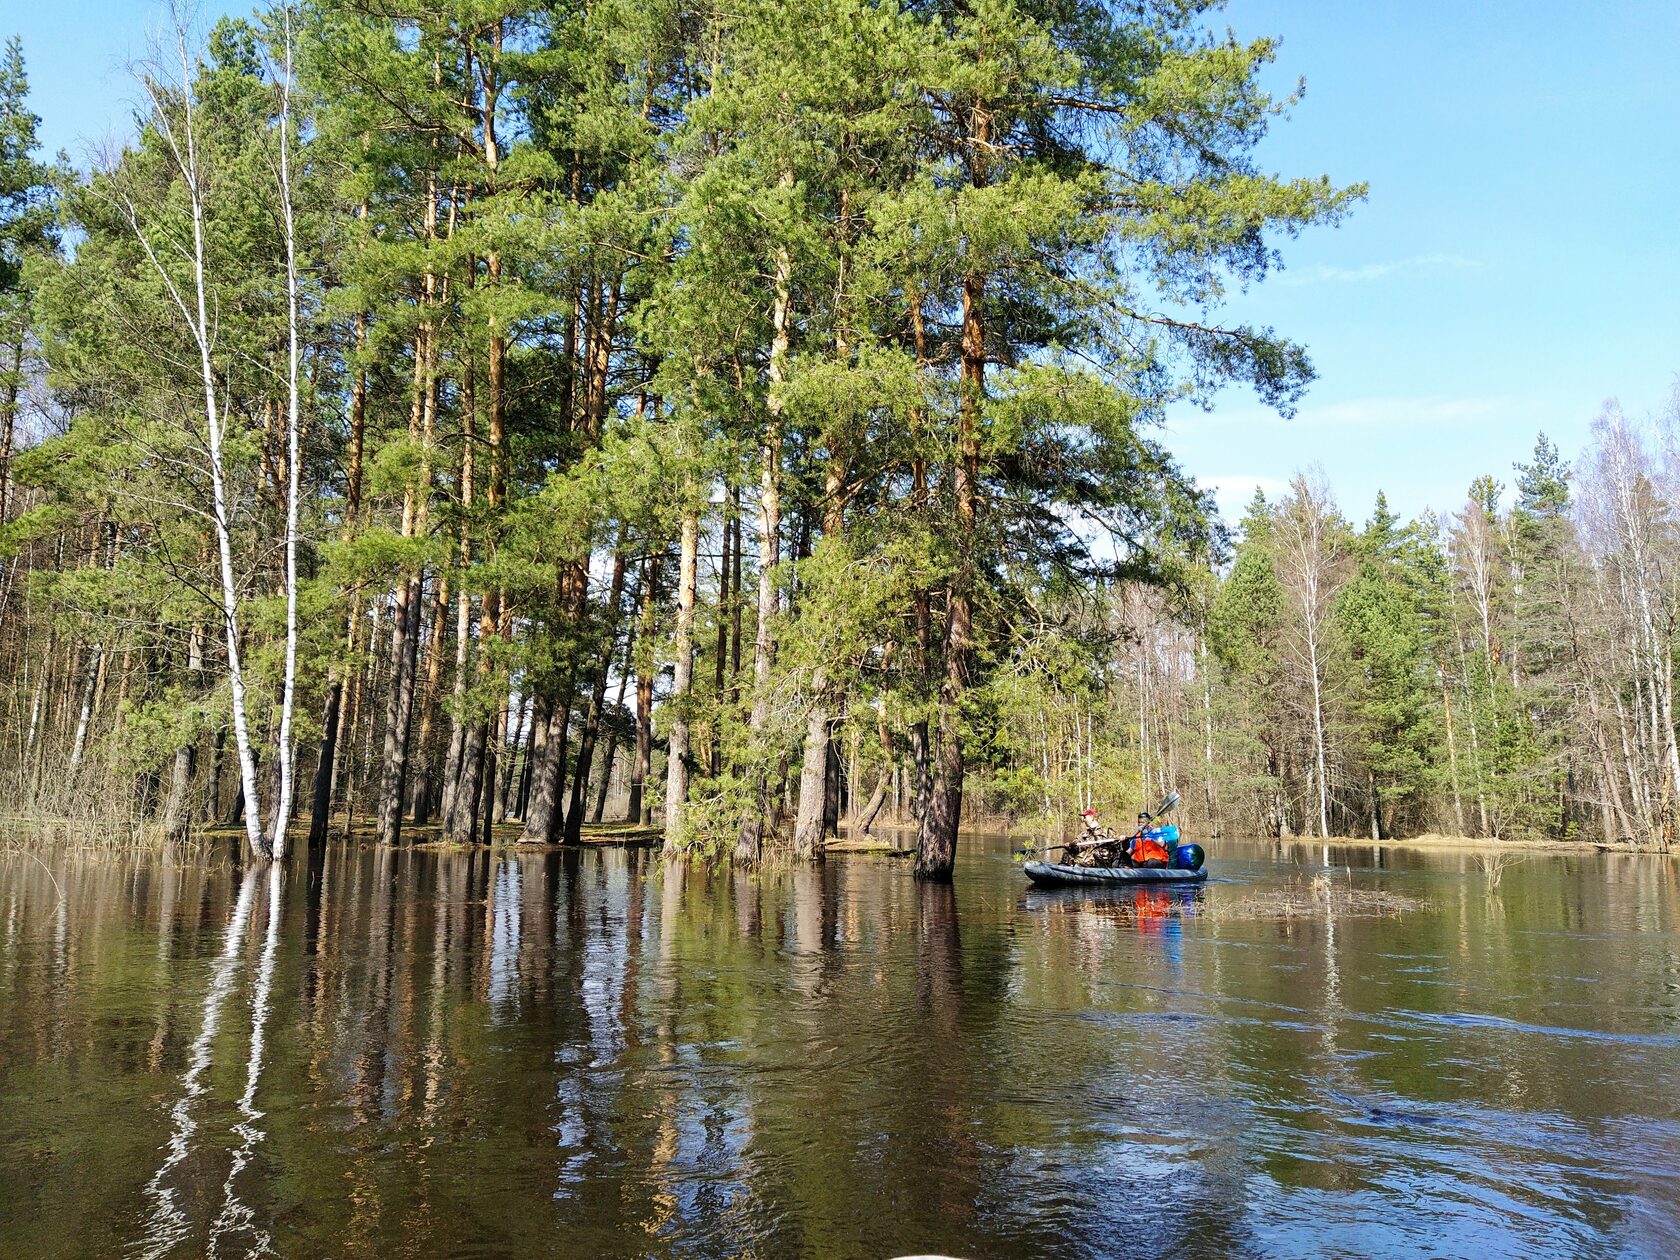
[1081,809,1098,817]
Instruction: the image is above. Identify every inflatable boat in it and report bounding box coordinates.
[1023,860,1208,887]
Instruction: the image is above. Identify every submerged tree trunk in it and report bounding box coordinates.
[519,687,571,843]
[906,289,935,832]
[792,702,830,858]
[822,728,842,837]
[306,239,368,852]
[161,742,197,841]
[266,39,304,864]
[515,693,549,820]
[710,503,733,778]
[308,677,344,849]
[916,120,989,882]
[663,512,700,854]
[497,693,529,822]
[564,548,627,842]
[1307,613,1330,838]
[451,725,487,845]
[375,144,441,844]
[627,554,658,826]
[592,664,631,825]
[161,623,206,842]
[517,613,570,841]
[374,329,436,847]
[735,204,791,863]
[410,576,449,825]
[376,573,423,845]
[206,727,226,826]
[438,348,477,835]
[854,695,893,835]
[446,590,500,845]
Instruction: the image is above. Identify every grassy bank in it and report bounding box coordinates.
[1272,832,1672,855]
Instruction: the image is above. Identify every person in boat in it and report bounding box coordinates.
[1066,808,1126,866]
[1128,812,1172,869]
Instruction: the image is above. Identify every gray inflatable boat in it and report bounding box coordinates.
[1023,860,1208,887]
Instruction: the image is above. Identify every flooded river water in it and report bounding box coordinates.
[2,833,1679,1258]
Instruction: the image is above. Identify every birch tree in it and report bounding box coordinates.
[114,11,272,860]
[1274,473,1344,838]
[266,6,303,861]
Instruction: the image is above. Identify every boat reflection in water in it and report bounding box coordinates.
[1023,883,1203,966]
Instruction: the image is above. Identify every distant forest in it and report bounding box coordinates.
[2,4,1662,870]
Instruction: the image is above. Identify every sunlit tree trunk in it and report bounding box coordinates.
[663,510,700,854]
[629,554,657,826]
[268,18,302,861]
[735,210,790,864]
[915,206,986,883]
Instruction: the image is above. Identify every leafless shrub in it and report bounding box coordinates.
[1474,849,1520,891]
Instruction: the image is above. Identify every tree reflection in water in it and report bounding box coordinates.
[0,837,1675,1258]
[209,869,284,1256]
[136,868,264,1259]
[488,854,522,1015]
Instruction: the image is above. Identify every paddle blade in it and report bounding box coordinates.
[1153,789,1182,817]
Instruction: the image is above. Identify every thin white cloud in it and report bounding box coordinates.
[1204,475,1290,521]
[1278,253,1483,286]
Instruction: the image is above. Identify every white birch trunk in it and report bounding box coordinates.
[268,10,302,863]
[1306,613,1330,838]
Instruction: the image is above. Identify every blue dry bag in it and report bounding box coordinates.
[1171,843,1205,871]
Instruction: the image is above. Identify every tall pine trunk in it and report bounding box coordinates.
[440,349,476,836]
[916,104,989,883]
[593,662,632,824]
[735,193,791,863]
[410,576,450,826]
[307,196,369,850]
[376,310,437,845]
[629,555,657,825]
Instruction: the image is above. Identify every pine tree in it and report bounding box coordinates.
[1335,495,1437,839]
[0,35,56,529]
[898,0,1361,880]
[1209,540,1290,835]
[1509,432,1580,835]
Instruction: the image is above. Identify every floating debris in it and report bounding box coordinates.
[1208,874,1424,921]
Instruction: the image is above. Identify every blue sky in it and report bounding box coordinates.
[1174,0,1680,526]
[13,1,1680,527]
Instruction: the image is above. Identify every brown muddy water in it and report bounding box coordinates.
[2,834,1679,1258]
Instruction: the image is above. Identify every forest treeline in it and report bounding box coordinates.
[15,2,1658,876]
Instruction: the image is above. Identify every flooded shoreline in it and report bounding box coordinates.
[3,834,1679,1257]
